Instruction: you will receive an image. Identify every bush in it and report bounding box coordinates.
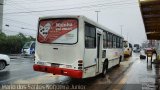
[0,32,35,54]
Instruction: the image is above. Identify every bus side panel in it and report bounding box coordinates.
[83,49,97,78]
[106,49,122,68]
[82,19,98,78]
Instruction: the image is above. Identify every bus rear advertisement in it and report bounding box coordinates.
[33,15,124,78]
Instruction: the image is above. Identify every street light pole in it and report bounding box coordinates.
[0,0,4,33]
[120,25,123,36]
[127,32,129,40]
[95,11,100,22]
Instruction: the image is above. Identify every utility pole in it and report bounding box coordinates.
[95,11,100,22]
[127,32,129,41]
[0,0,4,33]
[120,25,123,36]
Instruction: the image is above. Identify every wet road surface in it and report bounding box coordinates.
[118,53,159,90]
[0,57,46,84]
[0,52,159,90]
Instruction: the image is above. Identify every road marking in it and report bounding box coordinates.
[110,58,136,90]
[112,76,128,90]
[113,76,128,90]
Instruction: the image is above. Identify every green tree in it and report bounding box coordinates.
[0,33,35,54]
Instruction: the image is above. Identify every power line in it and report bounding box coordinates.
[6,0,102,5]
[31,2,138,17]
[2,0,138,31]
[2,1,138,29]
[2,3,137,16]
[0,17,36,29]
[43,0,136,10]
[5,0,137,12]
[5,0,64,4]
[2,29,36,36]
[5,24,36,31]
[5,0,40,16]
[36,3,138,15]
[4,1,137,14]
[6,0,106,10]
[2,17,35,26]
[3,3,138,17]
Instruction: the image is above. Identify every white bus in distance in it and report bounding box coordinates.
[33,15,124,78]
[133,44,141,53]
[123,40,132,57]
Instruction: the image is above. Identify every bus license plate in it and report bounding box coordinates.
[51,63,59,67]
[37,62,45,65]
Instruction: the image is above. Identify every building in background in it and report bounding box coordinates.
[142,40,157,48]
[0,0,3,33]
[148,40,156,48]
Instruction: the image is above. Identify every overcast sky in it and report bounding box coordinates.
[3,0,146,44]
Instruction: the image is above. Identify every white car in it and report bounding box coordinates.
[0,54,10,70]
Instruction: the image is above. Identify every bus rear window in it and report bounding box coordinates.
[38,19,78,44]
[123,41,128,48]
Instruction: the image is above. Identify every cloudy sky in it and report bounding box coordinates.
[3,0,146,44]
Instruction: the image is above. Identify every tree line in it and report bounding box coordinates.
[0,32,35,54]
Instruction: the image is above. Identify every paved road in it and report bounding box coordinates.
[0,53,159,90]
[0,57,45,84]
[121,54,158,90]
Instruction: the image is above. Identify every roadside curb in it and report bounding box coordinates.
[9,55,34,60]
[9,54,21,59]
[9,56,21,59]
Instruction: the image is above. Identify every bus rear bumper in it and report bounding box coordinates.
[33,64,83,78]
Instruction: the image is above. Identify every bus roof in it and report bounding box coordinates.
[39,15,123,38]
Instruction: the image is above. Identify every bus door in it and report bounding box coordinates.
[96,33,102,73]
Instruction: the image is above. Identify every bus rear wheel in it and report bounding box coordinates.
[102,61,108,77]
[118,56,122,66]
[0,61,6,70]
[130,52,132,56]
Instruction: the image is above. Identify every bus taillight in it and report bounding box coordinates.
[78,60,83,70]
[78,64,83,66]
[78,60,83,63]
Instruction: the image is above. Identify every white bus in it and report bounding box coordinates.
[33,15,124,78]
[123,40,132,57]
[133,44,141,53]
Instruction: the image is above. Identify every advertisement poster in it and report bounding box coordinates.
[38,19,78,44]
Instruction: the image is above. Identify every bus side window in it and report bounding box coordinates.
[129,43,132,49]
[110,34,113,48]
[113,35,116,48]
[120,38,123,48]
[103,32,107,48]
[107,33,110,48]
[108,33,112,48]
[119,37,121,48]
[116,37,120,48]
[85,23,96,48]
